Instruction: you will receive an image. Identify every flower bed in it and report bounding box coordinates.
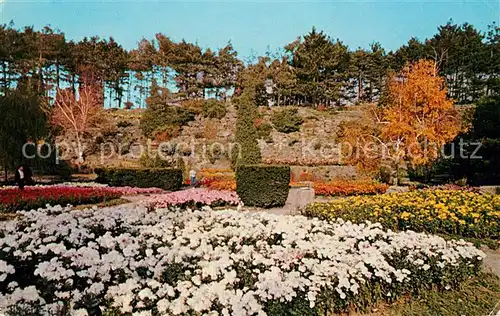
[1,183,164,196]
[146,188,241,209]
[99,186,164,196]
[304,189,500,239]
[206,179,236,191]
[0,185,164,212]
[0,187,122,212]
[313,180,389,196]
[0,204,485,315]
[432,184,481,193]
[199,169,235,190]
[0,182,109,190]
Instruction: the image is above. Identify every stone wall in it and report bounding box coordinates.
[259,107,364,164]
[290,165,358,182]
[147,105,366,170]
[166,106,365,169]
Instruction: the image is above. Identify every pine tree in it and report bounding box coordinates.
[287,27,349,106]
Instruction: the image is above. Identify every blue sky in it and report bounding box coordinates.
[0,0,498,60]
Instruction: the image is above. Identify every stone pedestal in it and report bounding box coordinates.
[285,187,315,214]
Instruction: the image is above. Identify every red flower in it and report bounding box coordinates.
[0,187,122,212]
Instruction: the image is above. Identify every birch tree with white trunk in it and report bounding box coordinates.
[52,85,102,164]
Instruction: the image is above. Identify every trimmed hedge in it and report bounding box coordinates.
[233,91,262,168]
[236,165,290,208]
[95,168,183,191]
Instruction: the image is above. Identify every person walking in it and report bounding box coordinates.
[189,168,197,186]
[15,166,25,190]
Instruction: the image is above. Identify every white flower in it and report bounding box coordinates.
[0,203,485,315]
[74,309,89,316]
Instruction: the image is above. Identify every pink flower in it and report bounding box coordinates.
[145,188,241,208]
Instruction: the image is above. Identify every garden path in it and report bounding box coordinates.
[482,247,500,277]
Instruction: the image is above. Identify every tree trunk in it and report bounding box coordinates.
[127,72,132,103]
[75,133,84,168]
[395,162,400,186]
[56,62,60,89]
[38,59,44,94]
[71,73,76,94]
[358,74,363,102]
[2,62,7,94]
[392,154,401,186]
[162,68,168,88]
[109,87,112,108]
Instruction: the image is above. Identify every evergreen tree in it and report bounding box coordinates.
[350,43,388,103]
[426,21,487,103]
[269,57,296,106]
[287,27,349,106]
[485,23,500,96]
[0,80,48,180]
[391,37,426,71]
[140,79,195,138]
[234,90,261,167]
[443,95,500,185]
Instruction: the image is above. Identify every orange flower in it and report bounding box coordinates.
[207,180,237,191]
[313,179,388,196]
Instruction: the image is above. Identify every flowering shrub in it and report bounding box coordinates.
[314,180,389,196]
[0,204,485,315]
[0,187,121,212]
[146,188,241,209]
[304,190,500,239]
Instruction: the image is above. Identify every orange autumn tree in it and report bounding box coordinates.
[52,85,103,163]
[381,59,460,183]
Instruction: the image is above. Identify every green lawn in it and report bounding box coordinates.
[385,273,500,316]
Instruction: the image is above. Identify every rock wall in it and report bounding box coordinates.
[59,106,366,174]
[166,106,365,169]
